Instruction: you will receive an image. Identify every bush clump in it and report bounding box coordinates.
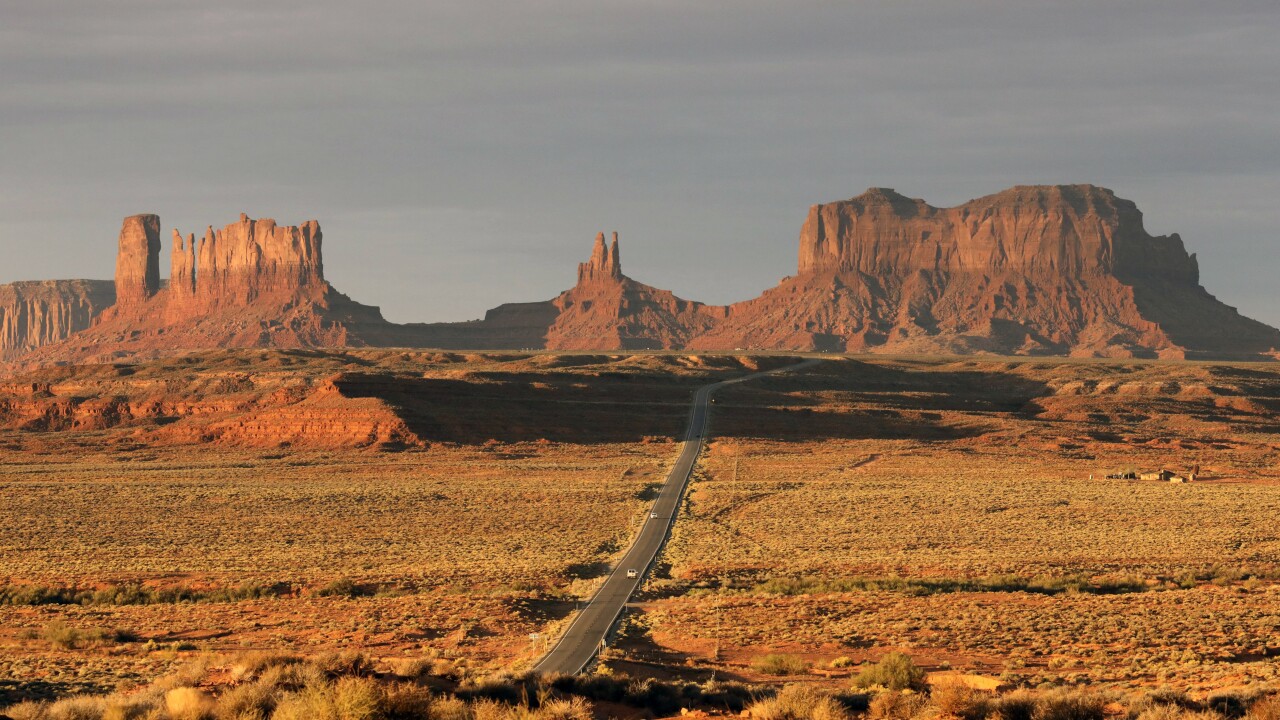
[854,652,927,692]
[748,684,850,720]
[752,653,811,676]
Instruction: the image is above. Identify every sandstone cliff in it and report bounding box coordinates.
[687,185,1279,358]
[0,280,116,361]
[114,214,161,306]
[20,214,403,369]
[6,185,1277,366]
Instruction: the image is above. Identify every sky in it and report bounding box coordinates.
[2,0,1278,327]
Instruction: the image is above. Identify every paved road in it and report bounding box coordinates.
[531,358,823,676]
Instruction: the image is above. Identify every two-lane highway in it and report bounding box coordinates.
[532,358,823,676]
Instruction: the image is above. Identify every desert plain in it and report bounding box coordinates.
[2,350,1279,715]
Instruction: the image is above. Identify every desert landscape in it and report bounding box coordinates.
[6,3,1280,719]
[2,350,1280,718]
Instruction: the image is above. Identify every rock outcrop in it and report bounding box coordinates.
[405,232,720,350]
[688,185,1279,358]
[114,214,161,307]
[19,214,405,369]
[0,280,116,361]
[5,185,1277,367]
[545,232,721,350]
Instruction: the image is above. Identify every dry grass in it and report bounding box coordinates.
[637,357,1280,691]
[0,351,794,704]
[6,352,1280,704]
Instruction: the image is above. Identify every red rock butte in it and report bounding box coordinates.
[2,185,1277,368]
[18,213,403,368]
[688,185,1276,358]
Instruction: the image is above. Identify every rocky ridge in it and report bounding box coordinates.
[4,185,1277,367]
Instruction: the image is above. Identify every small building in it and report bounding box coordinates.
[1139,470,1175,482]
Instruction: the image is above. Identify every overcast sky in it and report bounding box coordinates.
[2,0,1278,327]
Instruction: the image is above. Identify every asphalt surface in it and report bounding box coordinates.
[531,358,823,676]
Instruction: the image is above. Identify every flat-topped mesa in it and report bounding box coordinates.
[114,214,161,307]
[577,231,623,285]
[797,184,1200,282]
[191,214,326,308]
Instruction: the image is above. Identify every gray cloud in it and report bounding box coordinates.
[1,0,1277,326]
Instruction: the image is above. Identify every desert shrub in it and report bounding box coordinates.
[232,652,304,682]
[623,677,683,715]
[165,687,213,720]
[867,690,927,720]
[214,680,278,720]
[932,680,993,720]
[1248,696,1280,720]
[1206,692,1255,719]
[854,652,927,692]
[389,656,437,680]
[42,621,83,650]
[1032,689,1106,720]
[1139,708,1228,720]
[0,582,280,607]
[993,690,1040,720]
[155,657,214,692]
[272,685,337,720]
[315,578,367,599]
[255,661,327,693]
[470,698,512,720]
[311,652,377,678]
[40,695,108,720]
[4,701,47,720]
[535,696,592,720]
[748,684,849,720]
[549,674,626,704]
[102,687,166,720]
[1148,689,1198,710]
[381,683,434,719]
[39,622,132,650]
[753,653,811,676]
[427,696,471,720]
[333,677,384,720]
[459,674,528,705]
[699,679,759,712]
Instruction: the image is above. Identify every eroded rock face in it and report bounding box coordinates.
[114,214,161,307]
[8,185,1278,367]
[192,214,325,309]
[690,185,1277,358]
[578,232,623,284]
[19,214,394,369]
[0,281,116,361]
[797,185,1200,281]
[547,232,719,350]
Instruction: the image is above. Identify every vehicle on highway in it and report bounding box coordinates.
[650,511,658,519]
[626,569,638,578]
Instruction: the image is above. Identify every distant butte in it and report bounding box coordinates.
[3,184,1277,368]
[689,185,1280,358]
